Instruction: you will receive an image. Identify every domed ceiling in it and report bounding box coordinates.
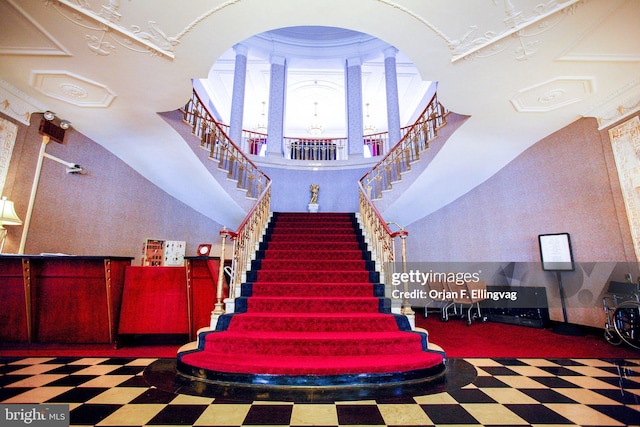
[203,26,431,138]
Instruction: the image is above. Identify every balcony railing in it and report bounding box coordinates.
[284,137,347,161]
[361,93,448,200]
[219,123,394,161]
[183,91,269,199]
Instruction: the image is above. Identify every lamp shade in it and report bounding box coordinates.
[0,196,22,225]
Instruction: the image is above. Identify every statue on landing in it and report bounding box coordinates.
[309,184,319,204]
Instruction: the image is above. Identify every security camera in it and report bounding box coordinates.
[66,165,86,174]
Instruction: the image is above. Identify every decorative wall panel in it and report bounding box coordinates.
[609,116,640,261]
[0,117,18,195]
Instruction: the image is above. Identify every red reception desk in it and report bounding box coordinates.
[117,257,225,340]
[0,255,132,345]
[0,255,225,345]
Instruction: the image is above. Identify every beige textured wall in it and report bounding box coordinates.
[1,112,224,264]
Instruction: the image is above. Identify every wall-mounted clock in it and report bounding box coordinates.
[197,244,212,257]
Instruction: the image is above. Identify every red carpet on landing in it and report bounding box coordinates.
[177,212,445,383]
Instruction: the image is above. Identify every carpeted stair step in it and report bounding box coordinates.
[261,241,364,251]
[235,296,387,313]
[242,282,385,297]
[223,312,403,333]
[200,331,427,357]
[257,249,368,261]
[179,351,444,376]
[269,227,357,234]
[273,212,354,220]
[252,259,374,271]
[266,234,362,243]
[269,218,358,227]
[247,270,378,283]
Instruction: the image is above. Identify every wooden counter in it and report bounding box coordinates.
[117,257,225,340]
[0,255,132,345]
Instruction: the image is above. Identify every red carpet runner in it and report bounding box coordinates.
[177,212,445,386]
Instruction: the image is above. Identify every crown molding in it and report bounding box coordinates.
[0,79,47,125]
[45,0,176,58]
[582,78,640,129]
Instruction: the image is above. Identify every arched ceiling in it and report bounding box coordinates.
[1,0,639,228]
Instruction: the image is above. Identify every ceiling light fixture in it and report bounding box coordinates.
[255,101,267,134]
[364,102,377,135]
[307,101,323,136]
[43,111,55,121]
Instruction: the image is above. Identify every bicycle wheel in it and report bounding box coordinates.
[613,301,640,350]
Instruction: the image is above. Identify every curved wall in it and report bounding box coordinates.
[2,112,225,264]
[262,166,369,213]
[404,115,637,328]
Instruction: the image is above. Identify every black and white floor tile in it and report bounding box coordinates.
[1,356,639,426]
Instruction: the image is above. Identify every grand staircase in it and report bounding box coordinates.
[177,212,446,388]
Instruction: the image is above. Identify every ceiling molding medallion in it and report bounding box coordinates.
[30,71,116,107]
[0,79,47,125]
[510,77,595,113]
[583,78,640,130]
[451,0,583,62]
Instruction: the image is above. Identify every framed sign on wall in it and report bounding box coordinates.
[538,232,574,272]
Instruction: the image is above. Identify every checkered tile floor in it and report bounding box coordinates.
[1,356,639,426]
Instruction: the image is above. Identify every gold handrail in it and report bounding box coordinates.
[357,181,412,315]
[221,181,271,304]
[361,93,447,200]
[183,90,269,199]
[182,89,272,315]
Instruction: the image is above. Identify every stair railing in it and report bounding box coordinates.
[182,89,272,318]
[361,93,448,200]
[217,181,272,315]
[183,90,269,199]
[357,181,413,316]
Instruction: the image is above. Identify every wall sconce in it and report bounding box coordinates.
[0,196,23,253]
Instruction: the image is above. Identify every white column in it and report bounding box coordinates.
[384,47,402,148]
[345,57,363,158]
[266,55,287,158]
[229,43,248,147]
